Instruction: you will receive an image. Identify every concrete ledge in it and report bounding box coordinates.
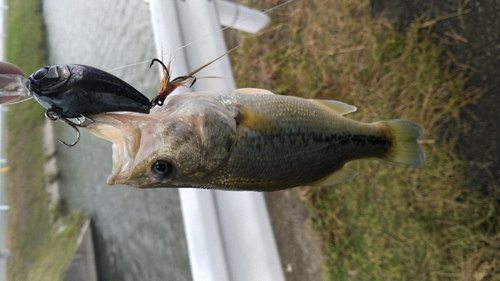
[63,219,98,281]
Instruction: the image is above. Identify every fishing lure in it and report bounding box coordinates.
[149,49,234,107]
[26,64,151,146]
[13,49,233,147]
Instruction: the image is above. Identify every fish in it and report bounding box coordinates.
[84,88,424,191]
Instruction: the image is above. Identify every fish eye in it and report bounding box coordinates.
[150,160,174,179]
[32,67,49,80]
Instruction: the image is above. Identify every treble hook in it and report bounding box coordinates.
[44,109,82,147]
[148,47,236,108]
[149,58,197,107]
[58,118,81,147]
[149,58,169,74]
[149,58,197,87]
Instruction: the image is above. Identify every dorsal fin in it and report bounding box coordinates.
[234,88,275,95]
[310,99,357,115]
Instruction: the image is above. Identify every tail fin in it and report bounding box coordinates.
[380,120,425,166]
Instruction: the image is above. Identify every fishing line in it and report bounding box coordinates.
[2,97,33,105]
[106,0,295,73]
[166,0,295,54]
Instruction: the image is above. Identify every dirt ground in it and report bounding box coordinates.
[371,0,500,194]
[264,190,325,281]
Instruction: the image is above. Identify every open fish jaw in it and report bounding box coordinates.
[85,113,158,186]
[85,101,229,188]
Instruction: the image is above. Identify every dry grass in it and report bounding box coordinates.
[231,0,499,280]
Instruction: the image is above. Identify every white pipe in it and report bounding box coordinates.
[149,1,231,281]
[175,0,236,91]
[177,189,231,281]
[148,0,190,84]
[176,1,284,281]
[149,1,283,281]
[215,0,270,33]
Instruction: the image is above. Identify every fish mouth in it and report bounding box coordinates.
[84,112,157,186]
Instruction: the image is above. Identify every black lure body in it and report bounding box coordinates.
[27,64,151,118]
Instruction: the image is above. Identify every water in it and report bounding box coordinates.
[42,1,192,280]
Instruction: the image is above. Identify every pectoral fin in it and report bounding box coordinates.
[310,100,357,115]
[234,88,275,95]
[234,105,278,132]
[311,166,358,186]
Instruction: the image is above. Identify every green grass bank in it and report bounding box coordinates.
[4,0,84,280]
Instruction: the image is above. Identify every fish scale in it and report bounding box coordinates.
[206,94,391,190]
[85,89,424,191]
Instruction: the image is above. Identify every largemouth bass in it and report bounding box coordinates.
[85,88,424,191]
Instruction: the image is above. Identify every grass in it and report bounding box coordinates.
[231,0,499,280]
[4,0,85,280]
